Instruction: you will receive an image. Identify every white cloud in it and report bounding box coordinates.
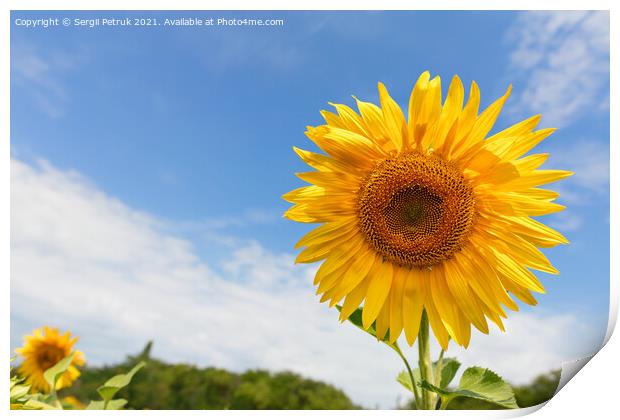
[506,11,609,127]
[11,158,603,408]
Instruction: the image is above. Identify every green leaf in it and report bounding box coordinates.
[43,351,76,392]
[97,361,146,402]
[10,383,31,400]
[86,399,128,410]
[397,370,413,392]
[419,366,518,409]
[436,358,461,389]
[399,358,460,395]
[22,395,60,410]
[397,369,421,393]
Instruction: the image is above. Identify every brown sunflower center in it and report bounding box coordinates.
[357,152,475,267]
[36,345,67,371]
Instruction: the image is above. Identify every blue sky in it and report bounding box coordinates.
[10,11,610,407]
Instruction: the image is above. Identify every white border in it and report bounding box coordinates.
[2,1,616,419]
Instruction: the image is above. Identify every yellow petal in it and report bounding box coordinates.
[432,75,464,153]
[492,248,546,293]
[295,226,358,264]
[354,96,394,152]
[443,257,489,334]
[455,84,511,160]
[294,216,357,249]
[388,266,406,343]
[378,82,407,151]
[429,266,463,344]
[407,71,431,146]
[375,297,391,341]
[293,146,365,175]
[328,102,372,139]
[419,270,451,349]
[339,276,371,321]
[402,268,424,346]
[326,247,379,305]
[313,234,365,287]
[295,171,358,191]
[495,170,574,190]
[484,228,560,274]
[500,128,556,161]
[451,80,480,155]
[362,261,394,329]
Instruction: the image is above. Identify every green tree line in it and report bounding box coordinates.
[64,342,358,409]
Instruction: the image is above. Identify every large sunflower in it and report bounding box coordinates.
[284,72,571,349]
[16,327,85,393]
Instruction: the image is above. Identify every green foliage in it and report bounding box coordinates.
[10,354,144,410]
[420,367,518,409]
[85,361,146,410]
[65,343,357,409]
[435,358,460,389]
[342,306,520,410]
[396,370,416,394]
[43,351,76,394]
[10,375,38,409]
[512,370,561,408]
[86,399,128,410]
[97,361,146,402]
[401,370,561,410]
[397,357,461,395]
[10,358,60,410]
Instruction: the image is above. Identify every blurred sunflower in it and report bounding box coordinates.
[284,71,571,349]
[16,327,85,393]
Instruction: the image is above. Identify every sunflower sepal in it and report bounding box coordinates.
[418,366,518,409]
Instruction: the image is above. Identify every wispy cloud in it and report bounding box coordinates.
[172,208,278,231]
[506,11,609,127]
[542,138,610,217]
[547,139,609,196]
[11,43,88,118]
[11,158,602,408]
[548,211,583,233]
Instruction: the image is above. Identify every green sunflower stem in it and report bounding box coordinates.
[434,348,445,388]
[393,344,421,408]
[417,310,435,410]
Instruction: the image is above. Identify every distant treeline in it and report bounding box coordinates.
[64,342,559,410]
[65,342,358,409]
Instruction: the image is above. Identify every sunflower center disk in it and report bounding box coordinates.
[36,345,66,370]
[357,152,476,268]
